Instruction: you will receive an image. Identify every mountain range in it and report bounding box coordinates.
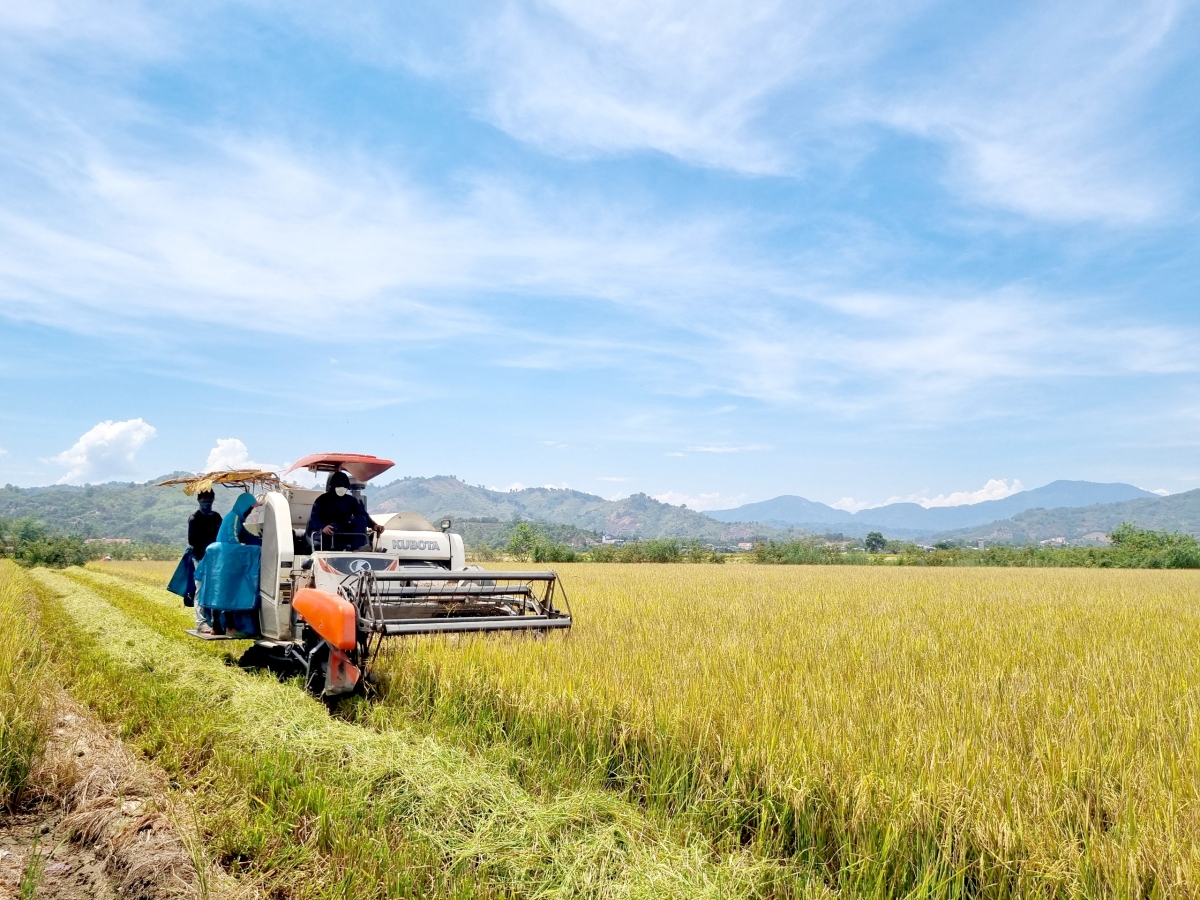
[0,475,1193,547]
[936,489,1200,545]
[707,481,1157,534]
[370,477,762,542]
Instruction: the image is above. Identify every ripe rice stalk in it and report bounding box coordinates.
[370,563,1200,897]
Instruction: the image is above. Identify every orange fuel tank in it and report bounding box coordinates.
[293,588,357,651]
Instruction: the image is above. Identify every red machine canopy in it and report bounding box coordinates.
[284,453,395,483]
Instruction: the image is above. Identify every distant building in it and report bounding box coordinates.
[1039,536,1067,546]
[737,542,754,551]
[601,534,627,546]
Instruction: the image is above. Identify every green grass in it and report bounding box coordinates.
[29,566,816,899]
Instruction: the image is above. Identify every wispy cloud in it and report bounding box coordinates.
[879,0,1182,223]
[0,1,1196,495]
[328,0,1194,224]
[456,0,914,174]
[0,121,1191,417]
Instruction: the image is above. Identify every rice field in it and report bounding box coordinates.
[13,559,1200,897]
[378,564,1200,897]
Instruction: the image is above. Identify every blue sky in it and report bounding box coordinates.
[1,1,1198,511]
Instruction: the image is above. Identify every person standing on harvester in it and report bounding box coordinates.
[189,489,223,560]
[167,488,223,633]
[306,470,380,551]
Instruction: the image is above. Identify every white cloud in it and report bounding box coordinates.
[0,2,1194,427]
[1150,488,1170,496]
[917,478,1025,508]
[490,482,527,492]
[325,0,1187,224]
[652,490,743,511]
[0,129,1192,415]
[203,438,278,473]
[831,478,1025,512]
[52,418,156,484]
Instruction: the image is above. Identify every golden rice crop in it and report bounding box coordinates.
[377,563,1200,898]
[0,561,53,810]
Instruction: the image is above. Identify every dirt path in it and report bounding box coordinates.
[0,695,244,900]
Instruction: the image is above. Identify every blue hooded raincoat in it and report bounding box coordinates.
[195,492,261,613]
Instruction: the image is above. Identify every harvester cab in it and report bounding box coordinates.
[161,453,571,702]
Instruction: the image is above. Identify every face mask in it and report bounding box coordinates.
[334,487,348,497]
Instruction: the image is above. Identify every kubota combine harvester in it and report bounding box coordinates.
[159,453,571,700]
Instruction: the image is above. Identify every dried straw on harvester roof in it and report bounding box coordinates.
[156,469,284,495]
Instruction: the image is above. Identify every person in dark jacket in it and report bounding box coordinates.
[168,489,224,631]
[306,471,380,551]
[189,490,223,563]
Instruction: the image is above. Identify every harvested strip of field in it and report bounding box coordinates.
[370,563,1200,897]
[0,694,245,900]
[0,562,239,900]
[31,566,817,899]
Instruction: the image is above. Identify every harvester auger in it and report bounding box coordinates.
[162,453,572,702]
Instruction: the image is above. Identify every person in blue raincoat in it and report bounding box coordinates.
[195,492,262,637]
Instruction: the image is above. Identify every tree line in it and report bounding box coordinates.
[752,523,1200,568]
[0,517,178,568]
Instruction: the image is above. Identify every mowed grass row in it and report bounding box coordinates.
[365,564,1200,898]
[31,564,815,899]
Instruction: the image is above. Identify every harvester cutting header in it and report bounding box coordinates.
[160,453,571,701]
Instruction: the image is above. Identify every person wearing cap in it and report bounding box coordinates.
[305,471,381,551]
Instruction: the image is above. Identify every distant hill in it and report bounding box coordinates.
[935,490,1200,544]
[0,478,198,544]
[370,476,769,541]
[3,474,1181,548]
[0,475,777,546]
[709,481,1156,534]
[707,495,853,527]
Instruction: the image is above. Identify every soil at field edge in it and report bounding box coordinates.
[0,696,241,900]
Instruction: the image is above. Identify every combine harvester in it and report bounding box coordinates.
[160,453,571,701]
